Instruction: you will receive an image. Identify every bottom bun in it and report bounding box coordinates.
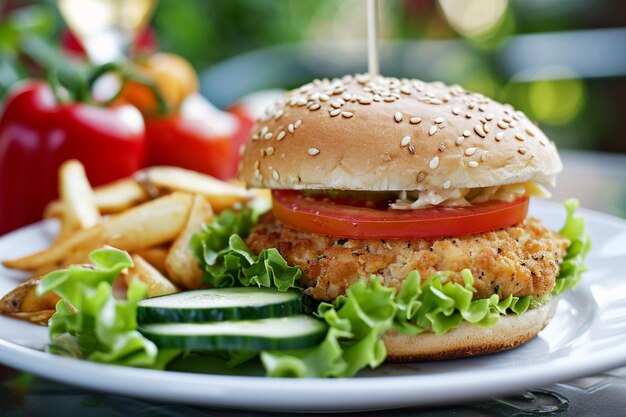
[382,297,559,362]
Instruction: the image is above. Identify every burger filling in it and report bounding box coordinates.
[247,213,569,303]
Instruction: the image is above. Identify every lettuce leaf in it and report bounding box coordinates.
[37,247,177,368]
[261,278,395,377]
[190,209,301,291]
[552,199,591,295]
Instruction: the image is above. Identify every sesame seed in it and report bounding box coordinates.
[373,94,381,102]
[307,148,320,156]
[252,133,259,141]
[497,120,508,129]
[409,117,422,124]
[401,136,411,147]
[294,119,302,128]
[296,98,307,106]
[452,107,461,115]
[478,104,487,112]
[319,94,330,102]
[416,172,426,183]
[408,144,416,154]
[518,148,527,155]
[509,120,517,128]
[330,101,342,109]
[495,132,504,141]
[485,113,494,121]
[465,147,477,156]
[330,109,341,117]
[443,180,451,189]
[429,99,443,105]
[434,117,445,124]
[502,116,511,123]
[479,117,487,124]
[429,125,438,136]
[274,110,284,120]
[309,103,320,111]
[394,112,403,122]
[288,124,295,133]
[358,98,372,105]
[260,126,268,136]
[468,161,479,168]
[455,137,464,146]
[513,112,521,121]
[483,124,490,133]
[341,111,353,118]
[525,128,535,137]
[384,96,396,102]
[429,156,440,169]
[264,132,273,140]
[465,113,472,119]
[276,131,286,141]
[515,133,526,141]
[468,102,476,110]
[265,146,275,155]
[272,169,280,180]
[400,86,412,95]
[463,130,471,137]
[474,124,486,138]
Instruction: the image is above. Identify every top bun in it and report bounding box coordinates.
[238,74,562,191]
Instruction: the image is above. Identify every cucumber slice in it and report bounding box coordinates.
[139,315,327,351]
[137,287,302,324]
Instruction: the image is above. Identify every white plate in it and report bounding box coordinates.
[1,200,626,412]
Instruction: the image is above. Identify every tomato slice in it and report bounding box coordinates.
[271,190,529,239]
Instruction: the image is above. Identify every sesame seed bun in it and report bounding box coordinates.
[382,297,558,362]
[238,74,562,191]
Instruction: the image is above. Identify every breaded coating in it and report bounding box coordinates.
[246,214,569,302]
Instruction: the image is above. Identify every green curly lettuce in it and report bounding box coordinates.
[552,199,591,295]
[392,270,539,335]
[37,247,179,368]
[190,209,301,291]
[261,278,395,378]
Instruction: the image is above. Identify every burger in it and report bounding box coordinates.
[237,74,585,361]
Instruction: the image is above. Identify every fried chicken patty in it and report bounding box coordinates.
[246,214,570,302]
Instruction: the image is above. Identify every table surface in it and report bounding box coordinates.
[1,149,625,417]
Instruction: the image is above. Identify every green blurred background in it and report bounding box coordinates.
[2,0,626,153]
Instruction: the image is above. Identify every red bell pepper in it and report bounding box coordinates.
[145,93,240,180]
[0,80,146,235]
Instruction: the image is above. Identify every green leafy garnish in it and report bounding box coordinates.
[261,278,395,377]
[36,247,177,368]
[190,209,301,291]
[552,199,591,295]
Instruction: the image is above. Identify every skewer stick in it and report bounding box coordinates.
[366,0,380,77]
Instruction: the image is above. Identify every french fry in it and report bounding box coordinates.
[136,166,252,212]
[3,192,193,271]
[59,160,101,230]
[45,178,150,220]
[134,246,169,275]
[165,194,213,289]
[0,277,59,325]
[126,254,178,297]
[93,178,151,213]
[43,200,64,219]
[103,192,192,250]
